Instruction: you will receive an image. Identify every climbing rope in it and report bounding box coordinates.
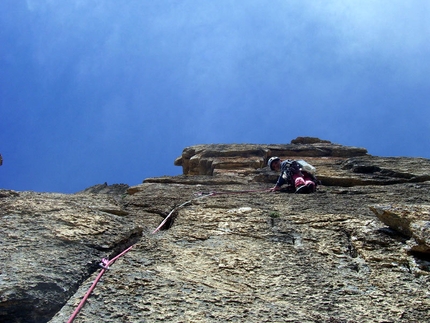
[66,245,133,323]
[67,187,270,322]
[152,188,271,234]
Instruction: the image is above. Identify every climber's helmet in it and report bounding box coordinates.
[268,157,280,171]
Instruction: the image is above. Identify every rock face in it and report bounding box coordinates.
[174,137,430,187]
[0,190,141,323]
[1,138,430,323]
[174,137,368,177]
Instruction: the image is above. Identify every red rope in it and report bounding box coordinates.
[151,192,215,234]
[152,188,270,234]
[66,245,133,323]
[67,187,270,321]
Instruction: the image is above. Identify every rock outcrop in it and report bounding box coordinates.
[173,138,430,187]
[174,137,369,177]
[1,138,430,323]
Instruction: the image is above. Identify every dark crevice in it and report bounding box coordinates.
[52,229,144,323]
[343,229,358,258]
[106,229,143,256]
[377,227,410,243]
[158,210,178,231]
[408,250,430,272]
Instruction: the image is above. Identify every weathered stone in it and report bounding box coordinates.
[174,138,368,176]
[370,204,430,254]
[1,139,430,323]
[0,191,141,323]
[290,136,332,144]
[77,183,129,195]
[174,139,430,187]
[50,182,430,323]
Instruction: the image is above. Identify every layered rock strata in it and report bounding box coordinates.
[1,138,429,323]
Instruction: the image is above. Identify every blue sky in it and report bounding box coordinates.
[1,0,429,193]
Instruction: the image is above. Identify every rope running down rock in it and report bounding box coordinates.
[67,188,270,322]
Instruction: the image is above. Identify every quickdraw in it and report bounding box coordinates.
[67,245,133,323]
[67,187,270,322]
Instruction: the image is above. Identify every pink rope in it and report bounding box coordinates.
[67,188,270,321]
[151,193,214,234]
[66,245,133,323]
[151,188,270,234]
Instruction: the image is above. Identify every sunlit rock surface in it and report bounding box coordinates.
[1,138,430,323]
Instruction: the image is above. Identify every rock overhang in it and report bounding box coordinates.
[171,137,430,187]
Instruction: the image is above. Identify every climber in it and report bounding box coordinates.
[268,157,318,193]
